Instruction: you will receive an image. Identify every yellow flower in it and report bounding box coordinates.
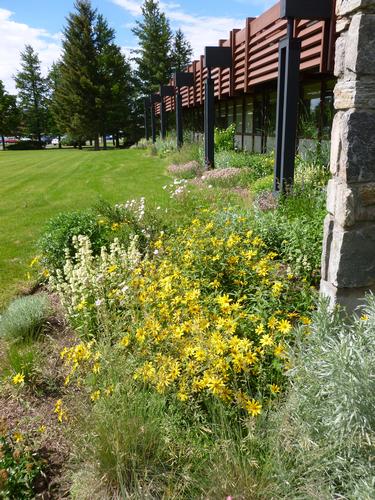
[278,319,292,334]
[29,256,40,267]
[111,222,120,231]
[245,399,262,417]
[54,399,67,423]
[104,385,114,396]
[272,281,283,297]
[119,334,131,347]
[300,316,312,325]
[270,384,281,394]
[255,323,265,335]
[12,373,25,385]
[42,269,50,278]
[13,432,24,443]
[92,362,101,374]
[90,390,101,402]
[274,344,286,358]
[38,425,46,433]
[76,299,87,311]
[360,314,369,322]
[107,265,117,274]
[260,334,274,347]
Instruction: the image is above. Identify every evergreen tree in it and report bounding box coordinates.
[55,0,101,149]
[48,62,65,147]
[14,45,48,145]
[95,14,134,148]
[171,29,193,73]
[132,0,173,95]
[0,81,20,150]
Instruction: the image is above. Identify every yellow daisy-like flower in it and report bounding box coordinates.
[119,334,131,347]
[90,390,101,402]
[270,384,281,394]
[360,314,369,322]
[300,316,312,325]
[107,265,117,274]
[245,399,262,417]
[12,373,25,385]
[278,319,292,334]
[13,432,24,443]
[260,334,274,347]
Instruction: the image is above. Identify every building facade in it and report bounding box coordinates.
[157,1,337,153]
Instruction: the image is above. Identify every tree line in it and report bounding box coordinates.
[0,0,192,150]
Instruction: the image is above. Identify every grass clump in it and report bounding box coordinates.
[0,294,51,342]
[264,296,375,498]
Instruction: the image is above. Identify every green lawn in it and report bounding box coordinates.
[0,148,170,309]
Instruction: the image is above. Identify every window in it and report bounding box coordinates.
[227,102,234,125]
[235,99,243,133]
[299,82,322,139]
[244,96,253,134]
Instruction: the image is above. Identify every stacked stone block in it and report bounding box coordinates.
[321,0,375,310]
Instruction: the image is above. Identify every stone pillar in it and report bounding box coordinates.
[321,0,375,310]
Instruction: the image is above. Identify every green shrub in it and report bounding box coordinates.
[214,124,236,152]
[6,141,44,151]
[252,186,326,284]
[267,296,375,498]
[0,294,51,342]
[0,431,44,499]
[168,142,203,166]
[215,150,274,179]
[38,210,107,272]
[251,175,274,195]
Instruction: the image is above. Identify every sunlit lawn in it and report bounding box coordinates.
[0,147,170,308]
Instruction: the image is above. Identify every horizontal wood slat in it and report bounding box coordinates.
[156,0,336,114]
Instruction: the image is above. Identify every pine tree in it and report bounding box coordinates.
[14,45,48,146]
[171,29,193,73]
[0,81,20,150]
[48,62,65,147]
[132,0,173,95]
[55,0,101,149]
[95,14,134,148]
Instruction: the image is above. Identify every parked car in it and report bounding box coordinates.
[51,138,60,146]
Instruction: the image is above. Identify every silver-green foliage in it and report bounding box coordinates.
[272,297,375,499]
[0,294,51,342]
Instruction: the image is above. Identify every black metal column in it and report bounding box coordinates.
[204,68,215,169]
[151,101,156,144]
[274,19,301,193]
[144,98,150,141]
[176,90,183,149]
[160,97,166,140]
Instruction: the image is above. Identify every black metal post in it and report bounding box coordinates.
[151,101,156,144]
[144,98,150,141]
[274,18,301,193]
[204,67,215,169]
[160,96,166,140]
[176,89,183,149]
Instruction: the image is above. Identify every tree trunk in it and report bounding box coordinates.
[94,134,100,151]
[116,133,120,148]
[89,139,93,146]
[1,135,5,151]
[38,132,42,149]
[58,135,62,149]
[103,135,107,150]
[78,142,82,150]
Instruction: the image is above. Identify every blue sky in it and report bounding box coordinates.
[0,0,274,92]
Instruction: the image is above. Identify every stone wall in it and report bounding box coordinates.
[321,0,375,310]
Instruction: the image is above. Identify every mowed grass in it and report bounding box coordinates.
[0,148,170,309]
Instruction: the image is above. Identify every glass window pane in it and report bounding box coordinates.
[235,99,243,133]
[244,96,253,134]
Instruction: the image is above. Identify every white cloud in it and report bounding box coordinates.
[112,0,246,60]
[0,8,61,93]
